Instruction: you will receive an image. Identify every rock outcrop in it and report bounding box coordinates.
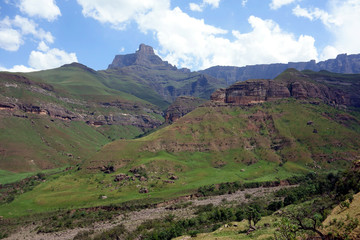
[211,69,360,107]
[0,101,163,128]
[108,44,176,70]
[201,53,360,85]
[105,44,226,101]
[165,96,207,122]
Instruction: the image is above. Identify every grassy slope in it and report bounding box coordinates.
[99,69,171,109]
[2,99,360,217]
[0,65,166,174]
[26,65,156,105]
[322,191,360,238]
[174,216,278,240]
[100,66,225,108]
[0,114,109,173]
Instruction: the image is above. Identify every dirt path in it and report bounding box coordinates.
[4,185,293,240]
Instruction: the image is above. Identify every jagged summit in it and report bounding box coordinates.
[107,44,176,70]
[136,43,155,55]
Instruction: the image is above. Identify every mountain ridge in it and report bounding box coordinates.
[200,53,360,85]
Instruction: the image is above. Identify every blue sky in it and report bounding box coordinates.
[0,0,359,72]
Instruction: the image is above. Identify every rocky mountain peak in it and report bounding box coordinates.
[107,44,176,70]
[136,44,155,55]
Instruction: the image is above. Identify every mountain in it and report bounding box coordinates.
[1,66,360,240]
[0,64,165,172]
[211,68,360,108]
[104,44,226,102]
[5,84,359,216]
[108,44,177,70]
[201,53,360,85]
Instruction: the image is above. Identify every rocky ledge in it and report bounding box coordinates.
[211,69,359,107]
[165,96,207,123]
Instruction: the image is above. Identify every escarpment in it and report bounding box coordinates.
[211,69,360,107]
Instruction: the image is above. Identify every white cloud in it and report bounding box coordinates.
[292,5,338,28]
[29,48,77,70]
[1,45,77,72]
[189,0,222,12]
[0,64,36,72]
[0,15,54,51]
[270,0,296,10]
[293,0,360,60]
[76,0,169,29]
[242,0,248,7]
[0,27,22,51]
[76,0,318,70]
[18,0,61,21]
[12,15,54,43]
[320,45,339,60]
[139,9,317,69]
[204,0,221,8]
[189,3,203,12]
[37,41,50,51]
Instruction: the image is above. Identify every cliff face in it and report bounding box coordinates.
[108,44,176,70]
[201,54,360,85]
[0,72,163,129]
[225,80,290,105]
[211,69,360,107]
[105,44,225,102]
[165,96,206,123]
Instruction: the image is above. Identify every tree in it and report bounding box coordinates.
[245,203,262,231]
[274,200,332,240]
[273,217,299,240]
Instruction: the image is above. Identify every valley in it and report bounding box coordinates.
[1,45,360,239]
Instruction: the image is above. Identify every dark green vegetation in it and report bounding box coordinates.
[19,168,356,240]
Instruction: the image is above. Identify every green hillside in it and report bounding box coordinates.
[0,64,165,173]
[2,99,359,217]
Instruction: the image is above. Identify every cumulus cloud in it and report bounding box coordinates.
[189,3,203,12]
[76,0,318,70]
[1,42,77,72]
[0,64,36,72]
[189,0,222,12]
[139,9,317,69]
[76,0,169,29]
[293,0,360,60]
[0,28,22,51]
[270,0,296,10]
[29,44,77,70]
[12,15,54,43]
[0,15,54,51]
[242,0,248,7]
[18,0,61,21]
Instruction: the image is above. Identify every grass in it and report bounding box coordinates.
[0,66,166,172]
[322,191,360,238]
[177,216,278,240]
[0,167,58,185]
[2,99,358,217]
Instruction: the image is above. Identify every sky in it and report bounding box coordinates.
[0,0,360,72]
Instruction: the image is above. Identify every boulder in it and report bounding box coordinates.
[139,187,149,193]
